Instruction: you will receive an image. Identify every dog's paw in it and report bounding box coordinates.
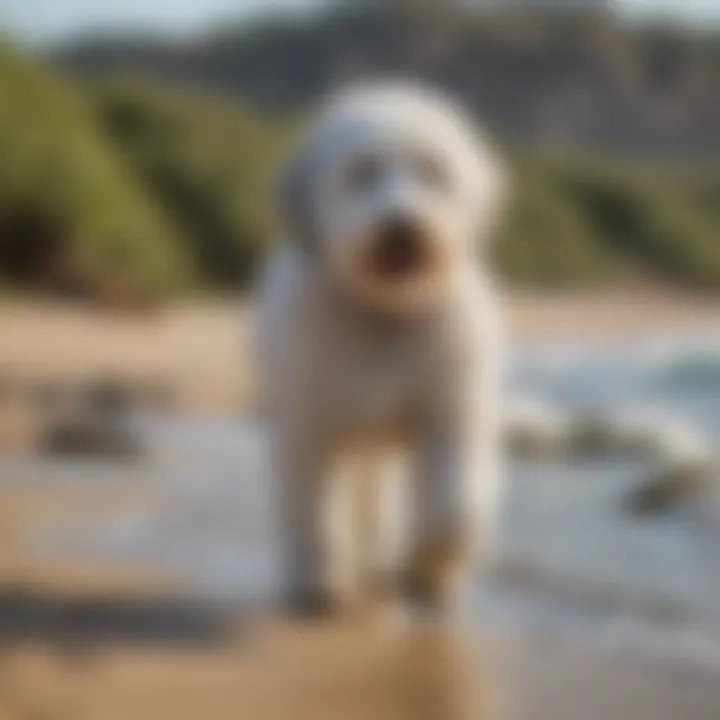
[281,585,359,620]
[402,560,466,619]
[404,573,452,612]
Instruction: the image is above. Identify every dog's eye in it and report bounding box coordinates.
[345,155,382,191]
[415,155,449,190]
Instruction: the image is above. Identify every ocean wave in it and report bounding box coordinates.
[512,333,720,413]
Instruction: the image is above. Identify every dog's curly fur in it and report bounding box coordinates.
[255,83,507,616]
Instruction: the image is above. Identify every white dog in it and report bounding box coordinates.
[255,83,506,616]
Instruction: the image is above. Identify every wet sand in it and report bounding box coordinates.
[0,461,717,719]
[0,572,717,720]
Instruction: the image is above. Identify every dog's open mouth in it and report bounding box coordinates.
[365,217,434,282]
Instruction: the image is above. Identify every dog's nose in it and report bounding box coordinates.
[372,215,426,279]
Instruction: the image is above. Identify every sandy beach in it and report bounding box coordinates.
[1,288,719,416]
[1,290,720,719]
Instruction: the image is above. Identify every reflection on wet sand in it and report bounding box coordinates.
[0,471,498,720]
[0,591,497,720]
[254,617,497,720]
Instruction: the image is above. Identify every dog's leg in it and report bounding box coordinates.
[276,432,357,616]
[406,415,499,615]
[356,451,409,604]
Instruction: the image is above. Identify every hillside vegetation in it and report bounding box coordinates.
[0,44,188,301]
[1,41,720,301]
[88,77,290,289]
[499,152,720,287]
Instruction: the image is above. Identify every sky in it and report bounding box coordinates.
[0,0,719,45]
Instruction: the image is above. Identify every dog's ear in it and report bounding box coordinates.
[277,145,318,251]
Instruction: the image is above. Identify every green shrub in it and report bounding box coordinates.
[89,75,293,290]
[0,42,189,300]
[496,151,720,289]
[495,152,628,285]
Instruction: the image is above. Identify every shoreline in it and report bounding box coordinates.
[0,290,718,449]
[506,288,720,339]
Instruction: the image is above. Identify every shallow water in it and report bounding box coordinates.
[505,329,720,623]
[14,329,720,647]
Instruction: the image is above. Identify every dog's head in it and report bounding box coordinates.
[279,83,506,314]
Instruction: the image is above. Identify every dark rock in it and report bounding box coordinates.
[41,416,143,460]
[625,462,715,516]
